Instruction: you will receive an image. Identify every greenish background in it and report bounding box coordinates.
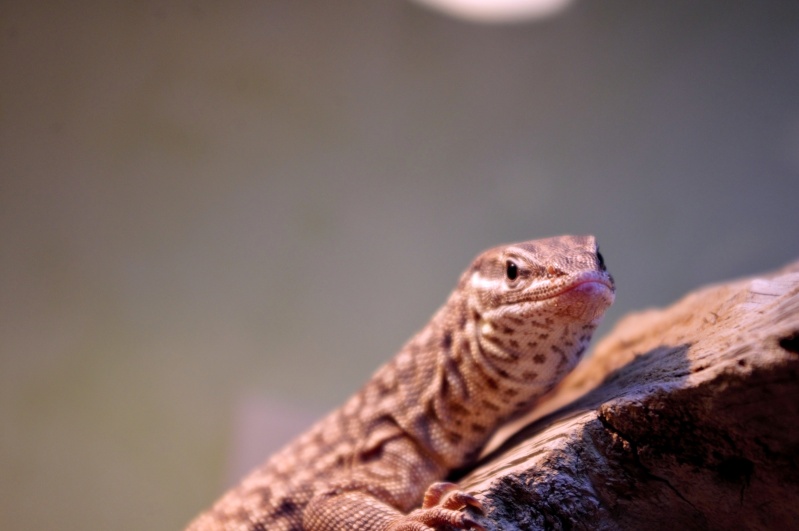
[2,1,798,529]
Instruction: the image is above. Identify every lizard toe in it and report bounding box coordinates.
[422,482,482,513]
[390,506,485,531]
[439,490,483,513]
[422,482,459,508]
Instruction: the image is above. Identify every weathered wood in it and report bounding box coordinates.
[460,260,799,530]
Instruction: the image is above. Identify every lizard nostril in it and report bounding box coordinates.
[596,251,606,271]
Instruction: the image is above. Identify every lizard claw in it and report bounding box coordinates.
[386,482,485,530]
[422,482,484,513]
[389,507,486,531]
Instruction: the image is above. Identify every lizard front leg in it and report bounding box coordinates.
[395,482,485,531]
[302,437,484,531]
[304,482,484,531]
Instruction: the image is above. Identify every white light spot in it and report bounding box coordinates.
[470,271,497,290]
[412,0,575,23]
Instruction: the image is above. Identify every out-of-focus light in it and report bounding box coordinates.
[413,0,575,23]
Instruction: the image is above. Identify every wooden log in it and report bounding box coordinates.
[459,260,799,530]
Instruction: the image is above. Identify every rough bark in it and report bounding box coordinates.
[458,260,799,530]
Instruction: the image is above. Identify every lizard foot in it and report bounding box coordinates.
[388,482,485,531]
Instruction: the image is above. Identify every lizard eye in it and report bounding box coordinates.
[505,260,519,281]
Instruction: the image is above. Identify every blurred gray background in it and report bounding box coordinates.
[2,1,798,529]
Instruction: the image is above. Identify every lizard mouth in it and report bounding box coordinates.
[495,270,616,307]
[561,275,615,295]
[542,271,615,301]
[548,272,615,320]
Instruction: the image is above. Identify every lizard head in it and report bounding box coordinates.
[462,234,615,392]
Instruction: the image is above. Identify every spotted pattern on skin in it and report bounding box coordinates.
[186,235,615,531]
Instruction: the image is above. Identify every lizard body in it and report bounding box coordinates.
[187,235,615,530]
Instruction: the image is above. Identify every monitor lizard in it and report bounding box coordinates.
[187,234,615,530]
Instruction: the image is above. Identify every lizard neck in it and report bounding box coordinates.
[381,286,594,469]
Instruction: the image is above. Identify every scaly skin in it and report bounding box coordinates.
[187,235,615,530]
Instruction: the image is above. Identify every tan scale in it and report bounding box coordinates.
[187,234,615,531]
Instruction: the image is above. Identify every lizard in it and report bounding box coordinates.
[186,234,615,531]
